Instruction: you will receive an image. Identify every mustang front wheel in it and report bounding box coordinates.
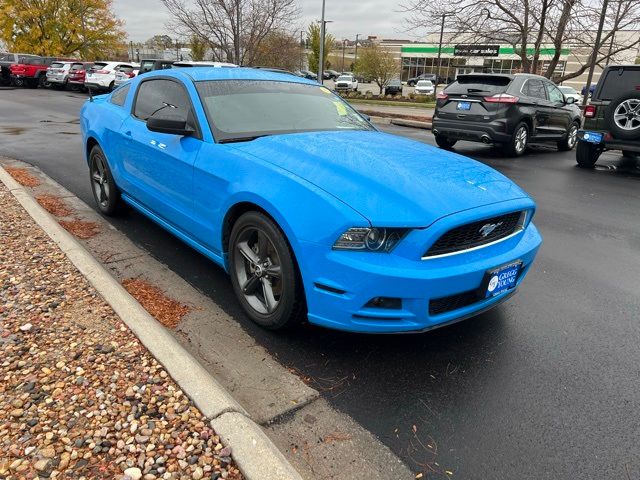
[229,212,304,330]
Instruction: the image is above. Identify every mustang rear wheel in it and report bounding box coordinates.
[229,212,304,330]
[89,145,121,215]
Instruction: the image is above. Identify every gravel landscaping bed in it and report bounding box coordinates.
[0,182,242,480]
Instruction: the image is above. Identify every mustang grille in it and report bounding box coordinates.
[424,211,524,258]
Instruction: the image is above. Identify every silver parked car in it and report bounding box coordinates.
[46,61,74,89]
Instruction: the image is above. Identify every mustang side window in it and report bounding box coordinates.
[134,79,193,125]
[110,83,131,107]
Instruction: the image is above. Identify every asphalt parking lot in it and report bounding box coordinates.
[1,86,639,479]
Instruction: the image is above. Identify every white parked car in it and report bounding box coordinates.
[414,79,435,95]
[114,67,140,88]
[558,85,583,104]
[46,61,74,88]
[85,61,136,91]
[334,74,358,92]
[172,61,237,68]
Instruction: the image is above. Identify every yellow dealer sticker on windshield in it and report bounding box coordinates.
[319,86,332,95]
[334,101,348,116]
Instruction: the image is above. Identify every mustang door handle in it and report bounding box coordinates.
[125,130,132,136]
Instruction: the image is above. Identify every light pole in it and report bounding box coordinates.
[342,39,347,71]
[583,0,609,106]
[354,33,361,71]
[317,19,333,82]
[318,0,329,82]
[435,13,453,91]
[236,2,242,65]
[300,30,305,70]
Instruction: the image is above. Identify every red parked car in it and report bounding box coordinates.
[67,62,94,90]
[10,56,75,88]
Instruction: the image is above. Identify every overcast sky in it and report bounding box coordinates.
[113,0,419,43]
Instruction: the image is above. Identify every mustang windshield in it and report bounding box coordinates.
[196,80,373,142]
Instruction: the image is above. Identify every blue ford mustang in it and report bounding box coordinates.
[80,68,542,333]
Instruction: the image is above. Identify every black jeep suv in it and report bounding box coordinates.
[432,73,583,156]
[576,65,640,167]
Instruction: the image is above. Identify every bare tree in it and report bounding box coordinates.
[250,30,304,71]
[401,0,640,82]
[160,0,299,65]
[354,44,400,91]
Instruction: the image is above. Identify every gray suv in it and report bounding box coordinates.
[432,73,583,156]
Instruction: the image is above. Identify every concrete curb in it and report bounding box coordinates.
[212,413,303,480]
[0,166,304,480]
[390,118,433,130]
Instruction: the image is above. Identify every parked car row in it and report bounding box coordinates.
[0,52,239,91]
[430,66,640,165]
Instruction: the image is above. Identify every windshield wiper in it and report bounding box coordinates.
[219,135,269,144]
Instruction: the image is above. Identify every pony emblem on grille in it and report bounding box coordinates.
[479,222,503,238]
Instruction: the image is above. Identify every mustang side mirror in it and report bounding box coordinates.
[147,113,194,136]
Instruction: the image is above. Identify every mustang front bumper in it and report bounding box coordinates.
[298,203,542,333]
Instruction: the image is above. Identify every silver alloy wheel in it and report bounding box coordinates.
[233,228,282,315]
[91,154,110,208]
[613,99,640,131]
[567,124,578,148]
[515,126,528,153]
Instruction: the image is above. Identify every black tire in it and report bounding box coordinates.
[13,77,24,87]
[605,91,640,140]
[504,122,529,157]
[576,140,602,168]
[108,81,115,92]
[435,135,457,150]
[229,212,304,330]
[89,145,121,215]
[558,122,580,151]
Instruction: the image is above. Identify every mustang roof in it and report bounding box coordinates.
[146,66,318,85]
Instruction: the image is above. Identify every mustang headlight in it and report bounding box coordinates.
[333,227,408,252]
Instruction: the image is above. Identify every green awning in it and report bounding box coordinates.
[400,45,570,56]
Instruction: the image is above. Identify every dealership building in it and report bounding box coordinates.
[371,31,640,89]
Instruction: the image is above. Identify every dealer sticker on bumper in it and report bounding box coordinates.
[582,131,603,144]
[485,261,522,298]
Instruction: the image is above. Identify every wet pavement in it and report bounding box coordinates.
[1,86,639,479]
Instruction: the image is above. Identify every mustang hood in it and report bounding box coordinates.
[232,131,529,226]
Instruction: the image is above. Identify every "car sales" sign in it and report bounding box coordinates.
[454,44,500,57]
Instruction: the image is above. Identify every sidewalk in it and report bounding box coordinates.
[0,181,242,479]
[352,102,434,122]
